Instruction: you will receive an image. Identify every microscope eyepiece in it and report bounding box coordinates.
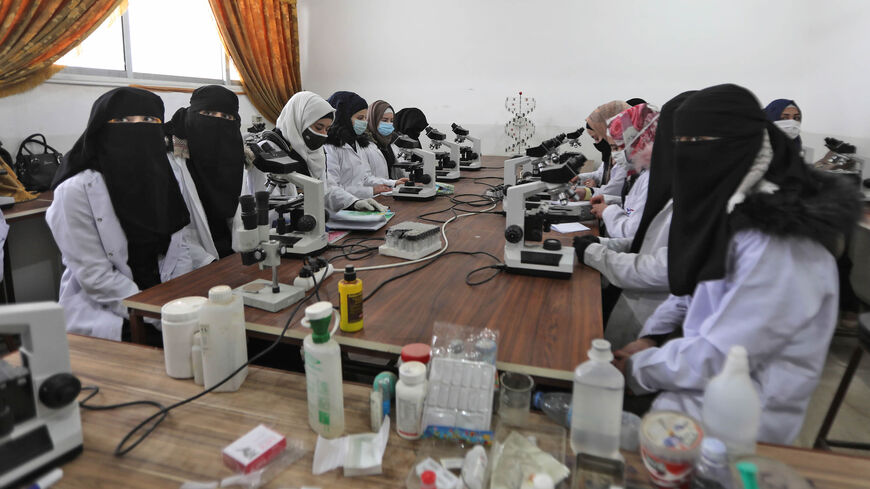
[239,195,257,230]
[425,126,446,141]
[451,123,469,136]
[255,191,270,226]
[566,127,584,140]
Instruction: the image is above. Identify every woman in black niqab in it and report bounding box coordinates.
[53,87,190,289]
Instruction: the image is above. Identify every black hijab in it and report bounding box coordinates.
[668,83,831,295]
[165,85,243,258]
[53,87,190,289]
[325,91,369,149]
[394,108,429,144]
[629,91,695,253]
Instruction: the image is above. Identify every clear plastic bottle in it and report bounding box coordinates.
[199,286,248,392]
[691,438,732,489]
[303,301,345,438]
[533,391,571,427]
[702,345,761,457]
[570,339,624,458]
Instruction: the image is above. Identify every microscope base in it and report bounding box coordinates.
[504,246,574,279]
[234,280,305,312]
[460,160,482,171]
[436,170,461,182]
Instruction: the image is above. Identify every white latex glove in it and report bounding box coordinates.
[353,198,388,213]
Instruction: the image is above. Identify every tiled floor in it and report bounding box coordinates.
[795,334,870,457]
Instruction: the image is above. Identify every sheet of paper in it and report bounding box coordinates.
[551,222,590,233]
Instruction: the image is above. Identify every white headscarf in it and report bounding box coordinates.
[275,91,335,179]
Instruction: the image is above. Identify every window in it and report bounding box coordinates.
[54,0,239,85]
[56,8,125,71]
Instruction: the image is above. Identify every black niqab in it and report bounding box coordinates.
[325,91,369,149]
[668,84,811,295]
[165,85,243,258]
[629,90,695,253]
[53,87,190,289]
[394,108,428,144]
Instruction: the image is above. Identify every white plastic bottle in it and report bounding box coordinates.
[396,361,427,440]
[191,331,204,386]
[702,345,761,456]
[570,339,624,458]
[303,301,345,438]
[161,296,207,378]
[199,285,248,392]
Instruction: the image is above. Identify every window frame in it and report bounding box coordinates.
[49,9,242,90]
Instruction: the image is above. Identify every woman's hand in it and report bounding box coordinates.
[373,184,392,194]
[394,178,410,186]
[583,178,596,187]
[591,202,608,218]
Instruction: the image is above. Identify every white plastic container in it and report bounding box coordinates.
[161,296,207,378]
[199,285,248,392]
[702,345,761,456]
[396,361,427,440]
[302,301,345,438]
[570,339,624,458]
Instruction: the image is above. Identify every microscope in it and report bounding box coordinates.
[451,123,482,170]
[503,180,576,279]
[232,192,309,312]
[247,131,328,257]
[502,133,567,213]
[0,302,83,487]
[425,126,461,182]
[391,135,437,200]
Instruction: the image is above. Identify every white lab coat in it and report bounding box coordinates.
[602,170,649,239]
[362,143,391,179]
[167,152,218,269]
[46,170,192,340]
[325,142,395,199]
[626,229,839,444]
[577,160,628,198]
[0,209,7,277]
[584,200,673,349]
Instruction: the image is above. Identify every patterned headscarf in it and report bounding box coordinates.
[607,103,660,159]
[585,101,630,142]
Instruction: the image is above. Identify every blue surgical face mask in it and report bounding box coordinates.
[378,122,394,136]
[352,119,367,135]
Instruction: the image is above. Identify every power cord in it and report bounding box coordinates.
[79,274,326,457]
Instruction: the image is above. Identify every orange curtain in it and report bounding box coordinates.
[207,0,302,123]
[0,0,125,98]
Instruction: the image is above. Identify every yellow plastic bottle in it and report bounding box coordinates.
[338,265,363,332]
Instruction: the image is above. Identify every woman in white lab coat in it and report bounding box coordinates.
[589,103,660,239]
[324,91,401,200]
[614,84,863,444]
[363,99,399,179]
[272,91,386,214]
[46,87,192,341]
[165,85,245,267]
[573,92,695,348]
[574,101,630,202]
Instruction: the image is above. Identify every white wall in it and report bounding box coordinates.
[0,82,263,156]
[298,0,870,157]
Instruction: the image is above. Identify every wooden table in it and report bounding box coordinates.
[124,156,602,382]
[25,335,869,488]
[2,191,54,303]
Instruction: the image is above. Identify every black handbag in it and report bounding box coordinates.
[15,133,61,192]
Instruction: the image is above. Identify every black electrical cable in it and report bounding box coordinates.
[466,264,507,286]
[87,273,327,457]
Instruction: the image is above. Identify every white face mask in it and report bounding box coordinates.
[611,149,628,168]
[774,119,801,140]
